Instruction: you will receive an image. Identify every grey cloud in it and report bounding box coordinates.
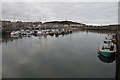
[2,2,118,24]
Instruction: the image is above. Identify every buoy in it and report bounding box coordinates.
[98,50,100,53]
[112,40,117,44]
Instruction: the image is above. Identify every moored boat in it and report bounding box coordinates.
[105,34,117,44]
[21,30,26,35]
[98,40,117,57]
[37,30,43,35]
[10,30,20,37]
[26,30,32,35]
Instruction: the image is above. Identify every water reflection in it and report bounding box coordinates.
[2,30,116,78]
[2,31,74,43]
[98,55,116,63]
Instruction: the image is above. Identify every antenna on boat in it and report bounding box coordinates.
[44,16,47,23]
[39,16,41,22]
[13,15,16,22]
[13,15,16,30]
[44,16,47,29]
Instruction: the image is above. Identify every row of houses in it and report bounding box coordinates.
[1,20,86,31]
[43,21,86,28]
[1,20,42,33]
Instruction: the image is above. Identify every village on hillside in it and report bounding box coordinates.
[0,20,119,35]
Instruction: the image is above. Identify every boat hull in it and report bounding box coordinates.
[98,51,115,57]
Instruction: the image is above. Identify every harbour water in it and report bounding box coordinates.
[2,30,116,78]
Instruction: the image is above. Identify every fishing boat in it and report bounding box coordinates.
[105,34,117,44]
[98,40,117,57]
[37,30,43,35]
[26,30,32,35]
[10,30,20,37]
[32,30,38,35]
[21,30,26,35]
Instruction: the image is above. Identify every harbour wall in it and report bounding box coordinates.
[116,32,120,80]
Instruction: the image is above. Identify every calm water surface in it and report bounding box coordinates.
[2,31,116,78]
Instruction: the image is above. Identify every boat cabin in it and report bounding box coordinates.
[101,43,114,51]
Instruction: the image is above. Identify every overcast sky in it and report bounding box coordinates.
[2,2,118,25]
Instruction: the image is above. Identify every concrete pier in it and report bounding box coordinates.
[116,32,120,80]
[116,1,120,80]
